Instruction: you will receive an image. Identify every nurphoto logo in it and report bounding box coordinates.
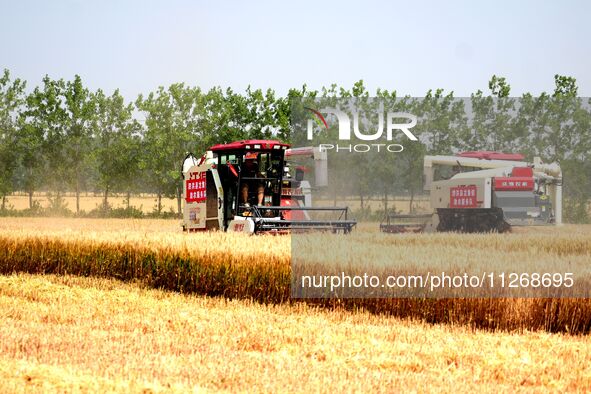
[305,106,418,152]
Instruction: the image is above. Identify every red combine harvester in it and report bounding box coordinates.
[381,151,562,233]
[181,140,356,234]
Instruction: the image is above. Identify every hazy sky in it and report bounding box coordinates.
[2,0,590,99]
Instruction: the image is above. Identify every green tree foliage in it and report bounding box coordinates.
[24,76,70,212]
[465,76,517,152]
[0,69,590,222]
[23,75,96,214]
[488,75,511,98]
[136,84,203,214]
[62,75,96,214]
[562,159,591,223]
[16,121,44,209]
[549,75,589,222]
[93,89,141,210]
[0,69,26,209]
[553,75,578,97]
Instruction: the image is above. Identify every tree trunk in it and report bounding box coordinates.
[103,185,109,211]
[383,190,388,216]
[126,191,131,210]
[360,194,364,210]
[28,190,33,209]
[176,186,182,215]
[75,180,80,214]
[157,193,162,214]
[409,187,415,214]
[1,196,5,211]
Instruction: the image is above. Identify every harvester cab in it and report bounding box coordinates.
[181,140,356,234]
[281,146,328,220]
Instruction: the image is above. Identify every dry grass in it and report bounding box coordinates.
[316,197,431,214]
[2,273,591,393]
[5,194,430,215]
[4,194,178,213]
[0,218,590,332]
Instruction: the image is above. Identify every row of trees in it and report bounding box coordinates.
[0,70,290,214]
[0,69,590,221]
[293,77,591,222]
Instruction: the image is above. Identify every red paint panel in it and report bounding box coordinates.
[209,139,290,152]
[494,177,534,191]
[186,172,207,203]
[450,185,478,208]
[511,166,533,177]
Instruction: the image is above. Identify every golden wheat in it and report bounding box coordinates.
[0,218,590,332]
[2,274,591,393]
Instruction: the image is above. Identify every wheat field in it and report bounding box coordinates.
[2,217,591,392]
[2,274,591,393]
[4,194,432,215]
[0,218,590,332]
[3,194,178,213]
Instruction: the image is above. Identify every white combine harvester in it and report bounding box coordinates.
[381,151,562,233]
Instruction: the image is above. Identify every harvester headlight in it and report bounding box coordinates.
[254,144,261,149]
